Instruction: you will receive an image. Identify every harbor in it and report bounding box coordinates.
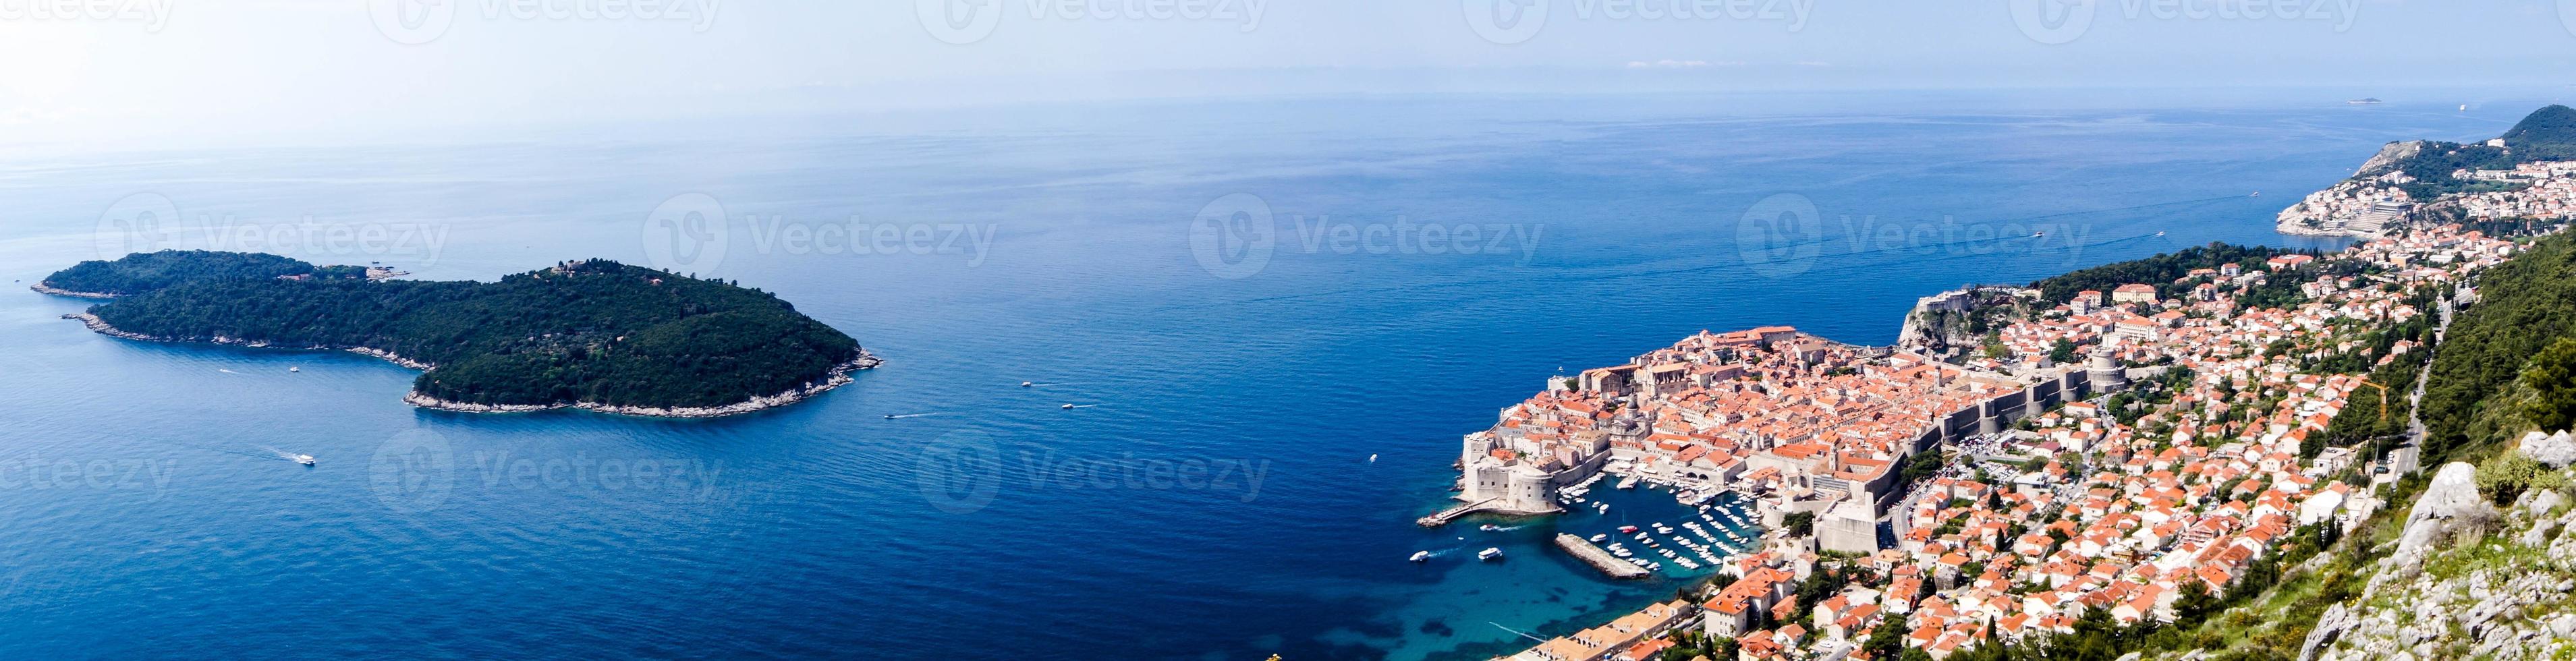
[1414,469,1765,581]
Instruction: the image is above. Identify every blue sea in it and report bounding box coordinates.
[0,90,2527,659]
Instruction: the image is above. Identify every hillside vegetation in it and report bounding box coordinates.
[2356,105,2576,199]
[40,250,366,295]
[47,251,868,413]
[2159,230,2576,661]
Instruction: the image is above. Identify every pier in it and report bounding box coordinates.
[1417,498,1499,527]
[1554,534,1650,579]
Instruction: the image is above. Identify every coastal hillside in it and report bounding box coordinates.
[36,250,369,297]
[2127,230,2576,661]
[40,251,874,416]
[2276,105,2576,237]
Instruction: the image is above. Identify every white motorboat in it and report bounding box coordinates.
[293,454,315,466]
[1409,550,1430,563]
[1477,547,1503,561]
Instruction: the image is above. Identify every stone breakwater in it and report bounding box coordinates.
[1554,533,1650,579]
[61,312,880,419]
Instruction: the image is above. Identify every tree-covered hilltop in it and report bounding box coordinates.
[39,250,367,295]
[2500,103,2576,161]
[53,252,869,412]
[2027,242,2315,304]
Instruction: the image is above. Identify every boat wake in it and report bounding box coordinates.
[1063,404,1100,409]
[883,413,942,419]
[258,446,316,465]
[217,368,240,374]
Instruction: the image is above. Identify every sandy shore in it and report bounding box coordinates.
[62,312,880,419]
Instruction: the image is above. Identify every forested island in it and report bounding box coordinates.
[37,250,877,418]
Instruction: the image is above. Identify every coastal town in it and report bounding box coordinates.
[2278,136,2576,237]
[1443,222,2527,661]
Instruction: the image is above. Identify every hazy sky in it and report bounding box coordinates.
[7,1,2576,147]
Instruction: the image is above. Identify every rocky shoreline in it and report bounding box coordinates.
[30,283,117,299]
[401,351,881,419]
[2275,219,2380,238]
[61,312,879,419]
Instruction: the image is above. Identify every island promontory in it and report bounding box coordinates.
[38,250,877,418]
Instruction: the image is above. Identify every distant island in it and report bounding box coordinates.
[2278,104,2576,237]
[37,250,877,418]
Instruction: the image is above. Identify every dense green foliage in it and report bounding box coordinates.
[2029,242,2308,304]
[2500,104,2576,161]
[2307,350,2425,460]
[2421,233,2576,463]
[42,250,365,295]
[2372,141,2519,199]
[1782,511,1814,537]
[2517,337,2576,432]
[57,252,863,410]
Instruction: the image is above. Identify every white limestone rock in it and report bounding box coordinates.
[2517,430,2576,468]
[2388,463,2500,575]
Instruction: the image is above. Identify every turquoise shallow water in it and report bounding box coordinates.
[0,92,2513,659]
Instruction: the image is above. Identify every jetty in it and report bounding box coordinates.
[1554,534,1650,579]
[1417,498,1499,527]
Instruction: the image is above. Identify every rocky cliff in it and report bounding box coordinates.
[2298,451,2576,661]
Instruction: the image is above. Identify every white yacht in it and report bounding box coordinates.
[1476,547,1503,561]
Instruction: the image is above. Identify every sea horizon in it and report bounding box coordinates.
[0,90,2535,659]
